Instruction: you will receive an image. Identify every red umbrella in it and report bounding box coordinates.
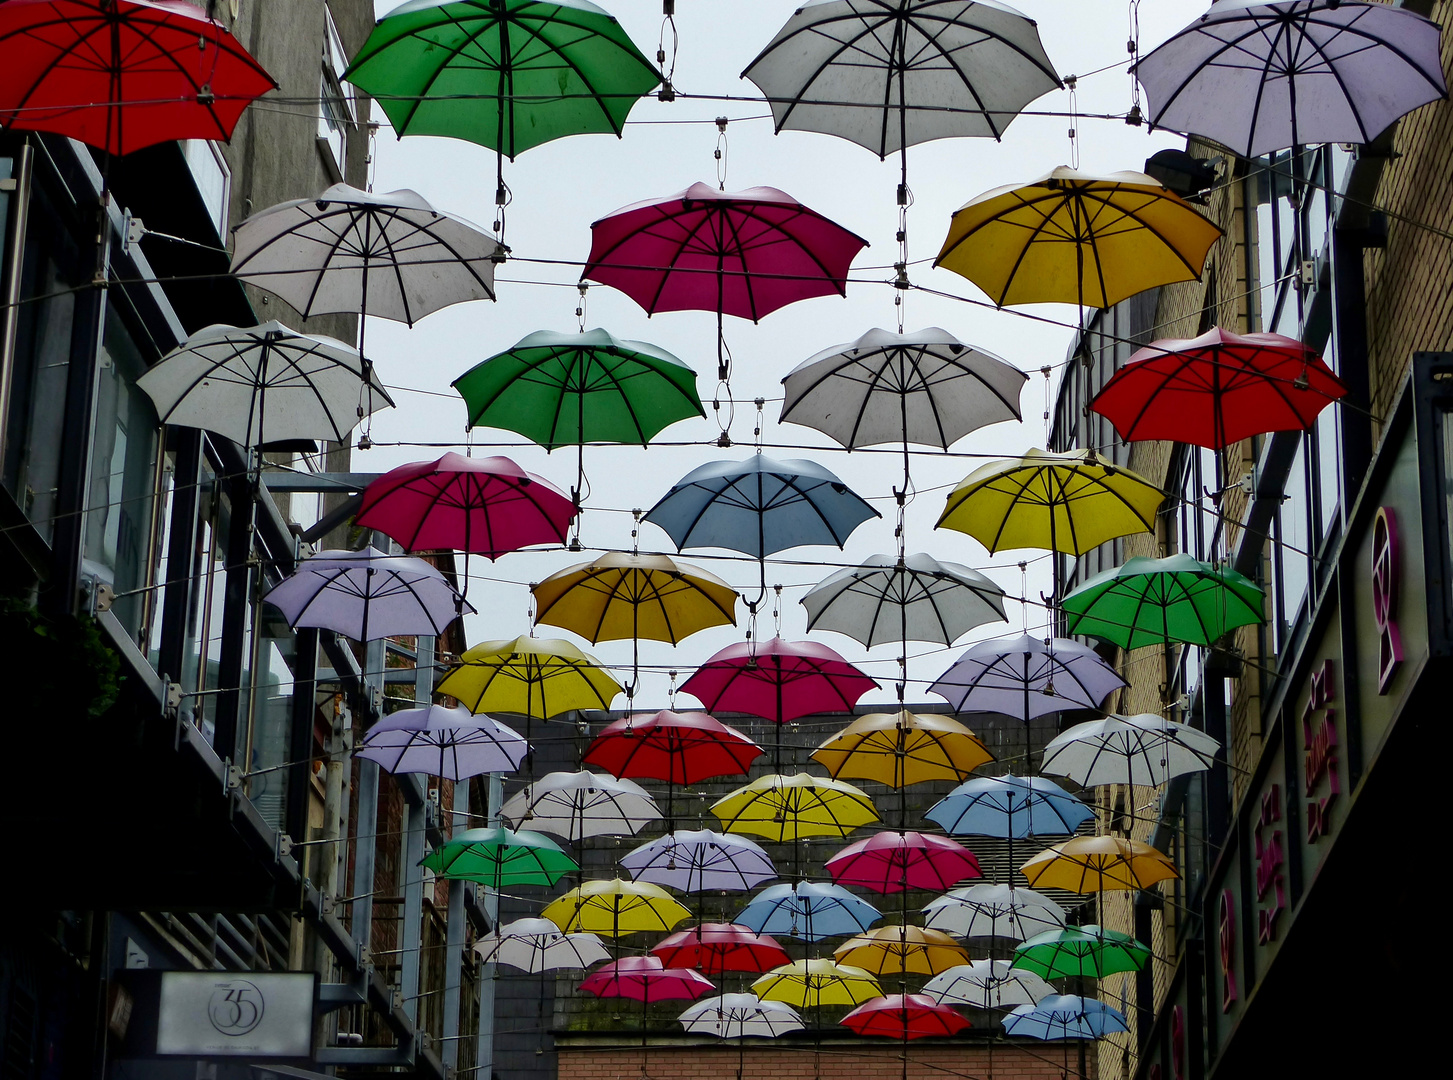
[840,994,971,1039]
[584,710,763,785]
[1089,327,1347,451]
[826,832,981,895]
[681,638,879,724]
[652,923,790,977]
[356,453,575,559]
[579,955,715,1003]
[0,0,276,155]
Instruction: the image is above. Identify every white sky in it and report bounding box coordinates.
[358,0,1206,709]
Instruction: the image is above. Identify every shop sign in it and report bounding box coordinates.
[1301,661,1339,843]
[1254,783,1285,944]
[1371,507,1403,692]
[156,972,314,1056]
[1218,889,1237,1013]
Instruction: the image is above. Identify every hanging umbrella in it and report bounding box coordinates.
[622,831,777,894]
[924,960,1055,1009]
[356,454,576,559]
[135,322,392,449]
[826,832,981,895]
[541,878,692,937]
[1002,994,1128,1040]
[586,712,763,787]
[926,776,1093,838]
[0,0,276,155]
[833,925,969,977]
[653,925,791,977]
[921,884,1065,941]
[681,637,879,725]
[534,553,739,643]
[1134,0,1447,159]
[1040,713,1221,788]
[928,634,1125,720]
[812,709,994,788]
[499,771,659,841]
[1012,925,1150,981]
[752,959,882,1008]
[802,554,1007,648]
[1061,554,1266,649]
[711,773,879,842]
[1019,836,1177,894]
[737,881,882,942]
[473,917,611,972]
[678,994,805,1038]
[1089,328,1347,451]
[840,994,970,1039]
[934,167,1221,309]
[419,826,576,888]
[356,704,527,780]
[439,633,620,718]
[580,956,715,1002]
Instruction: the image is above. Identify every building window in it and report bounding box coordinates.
[181,139,232,238]
[318,6,357,182]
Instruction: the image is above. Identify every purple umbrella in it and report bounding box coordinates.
[357,704,528,780]
[621,829,777,893]
[929,634,1125,721]
[263,547,471,641]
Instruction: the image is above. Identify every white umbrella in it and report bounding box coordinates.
[356,704,527,781]
[925,960,1055,1009]
[678,993,804,1038]
[802,553,1006,648]
[473,917,610,972]
[922,883,1064,942]
[499,770,660,841]
[1040,713,1220,788]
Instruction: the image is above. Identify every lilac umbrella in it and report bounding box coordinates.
[622,830,777,893]
[356,704,527,780]
[929,634,1125,720]
[262,547,472,641]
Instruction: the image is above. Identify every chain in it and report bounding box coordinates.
[712,377,734,447]
[1041,364,1053,442]
[894,183,913,333]
[752,397,765,452]
[576,284,588,333]
[657,1,679,102]
[772,584,782,637]
[714,116,729,190]
[667,668,678,709]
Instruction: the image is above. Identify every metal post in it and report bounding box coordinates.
[399,623,429,1031]
[0,142,34,476]
[475,773,503,1079]
[441,715,469,1068]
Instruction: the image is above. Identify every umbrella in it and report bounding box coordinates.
[678,994,804,1038]
[356,704,527,780]
[833,925,969,977]
[621,831,777,894]
[499,771,659,841]
[579,956,714,1002]
[826,832,981,895]
[438,636,623,720]
[752,959,882,1009]
[262,547,470,642]
[1020,836,1178,894]
[1089,328,1347,452]
[1040,713,1221,788]
[586,712,763,787]
[0,0,275,155]
[1134,0,1447,159]
[840,994,970,1039]
[736,881,882,942]
[356,454,576,560]
[812,710,994,788]
[924,960,1055,1009]
[934,167,1221,310]
[711,773,879,843]
[921,884,1065,941]
[135,322,392,450]
[926,775,1092,839]
[928,634,1126,720]
[1012,925,1150,980]
[1002,994,1128,1040]
[802,554,1007,648]
[680,637,879,725]
[1061,554,1266,649]
[653,925,791,976]
[419,826,576,888]
[473,917,611,972]
[541,878,692,937]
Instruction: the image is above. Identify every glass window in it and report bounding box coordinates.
[1276,439,1311,640]
[246,596,302,832]
[318,8,357,177]
[186,457,231,743]
[181,140,232,238]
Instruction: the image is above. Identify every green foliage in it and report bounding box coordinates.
[1,595,123,719]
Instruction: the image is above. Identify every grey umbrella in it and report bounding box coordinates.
[356,704,527,780]
[929,633,1125,720]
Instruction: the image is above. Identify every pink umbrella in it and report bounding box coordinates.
[826,831,981,895]
[579,955,715,1002]
[681,638,879,725]
[356,453,575,559]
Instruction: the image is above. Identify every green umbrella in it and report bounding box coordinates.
[1010,925,1151,980]
[1060,554,1264,650]
[419,825,578,887]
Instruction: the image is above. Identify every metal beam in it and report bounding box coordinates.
[476,773,504,1079]
[261,471,381,493]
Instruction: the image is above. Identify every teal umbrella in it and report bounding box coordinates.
[1060,554,1264,650]
[1011,925,1150,980]
[420,825,577,887]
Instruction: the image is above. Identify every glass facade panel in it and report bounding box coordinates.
[246,595,300,832]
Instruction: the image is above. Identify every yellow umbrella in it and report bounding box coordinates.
[540,878,692,938]
[531,551,739,644]
[811,709,993,787]
[752,958,882,1009]
[935,448,1163,557]
[1019,835,1178,894]
[710,773,879,842]
[934,166,1222,309]
[832,925,968,977]
[436,635,623,719]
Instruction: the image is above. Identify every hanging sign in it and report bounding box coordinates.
[155,972,314,1056]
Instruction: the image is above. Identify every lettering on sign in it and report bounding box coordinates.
[1218,888,1237,1013]
[1171,1005,1186,1080]
[1254,784,1285,943]
[1371,507,1402,693]
[1301,660,1339,843]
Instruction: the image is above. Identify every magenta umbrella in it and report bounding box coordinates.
[680,637,879,724]
[826,832,981,895]
[579,955,715,1002]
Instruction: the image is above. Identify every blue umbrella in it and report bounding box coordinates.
[737,881,881,942]
[1002,994,1128,1040]
[926,776,1092,838]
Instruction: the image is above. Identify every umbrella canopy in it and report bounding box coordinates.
[833,925,969,976]
[812,709,994,787]
[934,167,1221,309]
[356,454,576,558]
[499,771,659,841]
[0,0,275,155]
[262,547,469,642]
[1040,713,1221,788]
[229,184,499,325]
[936,449,1163,556]
[1012,925,1151,980]
[1003,994,1128,1040]
[737,881,882,942]
[541,878,692,937]
[653,924,791,976]
[1061,555,1266,649]
[453,328,704,448]
[437,636,623,719]
[928,633,1126,720]
[586,711,763,786]
[473,917,611,972]
[752,959,882,1008]
[1134,0,1447,159]
[712,773,879,842]
[419,826,576,887]
[924,960,1055,1009]
[1089,328,1347,451]
[580,956,715,1003]
[1020,836,1178,894]
[840,994,971,1040]
[925,776,1093,838]
[826,831,981,894]
[647,454,879,559]
[533,553,739,645]
[356,704,527,780]
[622,830,777,894]
[779,327,1026,450]
[678,994,805,1039]
[921,884,1065,941]
[136,323,392,449]
[801,554,1007,648]
[681,638,879,724]
[742,0,1060,153]
[343,0,660,157]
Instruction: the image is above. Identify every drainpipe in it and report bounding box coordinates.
[0,142,33,476]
